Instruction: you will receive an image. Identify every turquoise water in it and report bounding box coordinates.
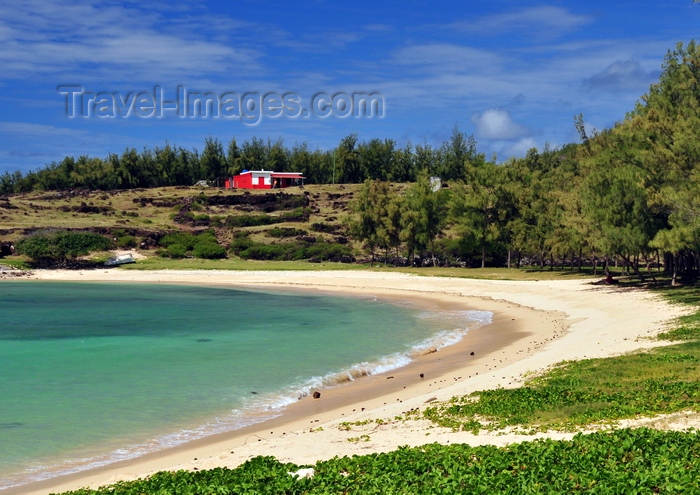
[0,281,491,490]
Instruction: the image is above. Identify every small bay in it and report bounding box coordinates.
[0,281,490,490]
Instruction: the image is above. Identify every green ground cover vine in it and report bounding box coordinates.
[59,429,700,494]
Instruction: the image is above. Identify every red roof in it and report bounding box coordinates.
[270,172,305,178]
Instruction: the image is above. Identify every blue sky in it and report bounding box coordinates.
[1,0,699,174]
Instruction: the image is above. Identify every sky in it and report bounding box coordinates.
[1,0,699,174]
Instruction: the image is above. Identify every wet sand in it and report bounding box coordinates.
[5,269,687,495]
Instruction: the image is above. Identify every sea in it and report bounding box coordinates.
[0,281,492,491]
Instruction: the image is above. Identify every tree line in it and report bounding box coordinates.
[0,127,482,194]
[347,41,700,279]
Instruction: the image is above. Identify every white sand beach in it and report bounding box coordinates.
[8,269,691,495]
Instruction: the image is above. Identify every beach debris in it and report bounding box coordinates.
[312,391,321,399]
[470,351,475,356]
[289,468,315,479]
[386,376,394,379]
[424,397,438,403]
[419,373,424,378]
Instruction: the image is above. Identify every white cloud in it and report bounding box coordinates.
[392,44,504,73]
[0,0,262,83]
[0,122,79,137]
[502,137,539,157]
[471,109,529,140]
[449,6,593,38]
[276,31,364,52]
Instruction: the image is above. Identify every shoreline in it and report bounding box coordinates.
[3,269,688,495]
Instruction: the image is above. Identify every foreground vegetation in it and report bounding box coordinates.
[59,429,700,494]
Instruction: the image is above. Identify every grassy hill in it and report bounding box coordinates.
[0,184,363,265]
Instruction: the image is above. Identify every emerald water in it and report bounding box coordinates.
[0,281,491,490]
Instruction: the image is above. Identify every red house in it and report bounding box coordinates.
[224,170,305,190]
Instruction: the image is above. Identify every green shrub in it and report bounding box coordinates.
[173,211,194,224]
[116,235,137,249]
[159,232,197,250]
[53,429,700,495]
[310,222,341,233]
[209,215,225,228]
[305,242,352,261]
[195,231,218,244]
[230,234,255,254]
[224,208,311,227]
[225,214,280,228]
[281,207,311,222]
[193,242,227,259]
[266,227,307,238]
[158,231,225,259]
[239,243,301,261]
[16,230,111,262]
[234,238,350,262]
[167,244,188,258]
